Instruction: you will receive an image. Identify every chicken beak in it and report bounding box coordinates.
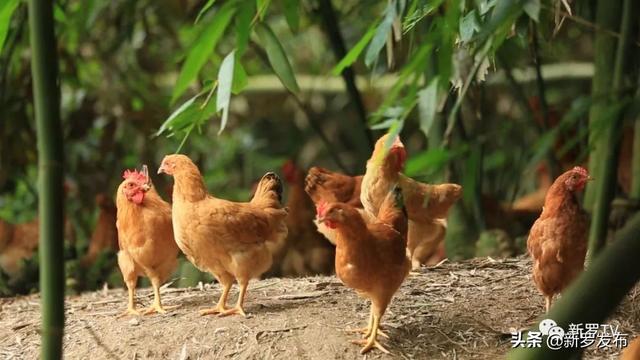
[157,164,165,175]
[141,183,150,191]
[317,215,326,224]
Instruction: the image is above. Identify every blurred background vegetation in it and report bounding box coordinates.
[1,0,638,297]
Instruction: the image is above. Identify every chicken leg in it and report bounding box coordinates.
[220,280,248,317]
[545,295,553,313]
[117,252,140,317]
[200,282,231,316]
[144,278,176,315]
[118,283,141,317]
[350,304,390,354]
[345,307,389,339]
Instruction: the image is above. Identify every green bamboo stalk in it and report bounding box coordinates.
[583,0,622,210]
[508,211,640,359]
[28,0,65,358]
[631,79,640,199]
[587,0,634,258]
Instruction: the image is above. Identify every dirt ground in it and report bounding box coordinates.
[1,256,638,359]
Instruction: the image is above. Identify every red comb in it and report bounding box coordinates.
[572,166,589,176]
[122,168,148,184]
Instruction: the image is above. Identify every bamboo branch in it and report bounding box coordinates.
[587,0,635,258]
[530,22,560,179]
[28,0,65,358]
[443,42,490,149]
[631,75,640,199]
[316,0,374,151]
[250,41,352,175]
[583,0,622,210]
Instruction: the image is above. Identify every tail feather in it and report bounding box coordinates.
[251,172,283,208]
[378,184,408,241]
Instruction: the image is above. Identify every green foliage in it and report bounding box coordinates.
[255,22,300,93]
[0,0,635,297]
[172,1,236,104]
[0,0,19,51]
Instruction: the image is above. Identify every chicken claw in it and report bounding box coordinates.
[118,307,141,318]
[219,306,247,317]
[144,304,178,315]
[199,305,228,316]
[351,337,391,355]
[345,326,389,339]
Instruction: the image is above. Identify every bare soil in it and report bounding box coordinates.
[1,257,638,359]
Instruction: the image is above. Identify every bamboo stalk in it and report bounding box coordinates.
[583,0,622,210]
[507,211,640,359]
[630,76,640,199]
[587,0,635,258]
[28,0,65,358]
[316,0,374,152]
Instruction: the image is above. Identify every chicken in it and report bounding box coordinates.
[305,166,363,207]
[116,165,179,316]
[158,154,288,316]
[277,160,334,276]
[0,217,75,277]
[360,134,462,268]
[527,166,592,312]
[81,193,118,268]
[621,337,640,360]
[317,185,410,354]
[304,168,374,246]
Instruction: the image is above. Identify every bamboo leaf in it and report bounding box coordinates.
[331,21,378,76]
[53,3,68,24]
[158,83,215,136]
[156,96,200,136]
[417,77,439,138]
[195,0,217,24]
[405,148,454,177]
[0,0,19,51]
[365,1,396,67]
[523,0,540,22]
[255,22,300,93]
[171,1,236,104]
[232,61,248,94]
[235,0,254,56]
[475,0,524,43]
[256,0,271,21]
[459,10,480,43]
[283,0,299,32]
[216,50,235,135]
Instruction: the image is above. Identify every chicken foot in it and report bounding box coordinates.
[200,282,232,316]
[345,308,389,338]
[143,280,178,315]
[350,309,390,354]
[219,281,248,317]
[118,285,141,317]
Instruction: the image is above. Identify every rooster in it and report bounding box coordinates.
[116,165,179,316]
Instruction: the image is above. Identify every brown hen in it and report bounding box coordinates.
[527,166,592,312]
[318,185,410,354]
[158,154,288,316]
